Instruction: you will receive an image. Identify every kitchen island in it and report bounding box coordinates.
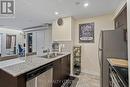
[0,52,71,87]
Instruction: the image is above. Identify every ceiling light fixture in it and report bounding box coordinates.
[75,2,80,5]
[84,3,89,7]
[55,12,59,15]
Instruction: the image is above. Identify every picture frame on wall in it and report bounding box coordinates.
[79,22,95,43]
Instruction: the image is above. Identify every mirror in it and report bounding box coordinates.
[6,35,16,55]
[0,28,25,58]
[0,26,52,60]
[24,28,52,56]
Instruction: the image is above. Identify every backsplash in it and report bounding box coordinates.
[53,41,73,52]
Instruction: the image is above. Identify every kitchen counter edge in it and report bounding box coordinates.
[0,52,71,77]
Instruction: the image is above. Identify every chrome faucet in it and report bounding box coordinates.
[47,48,50,55]
[43,48,50,55]
[59,44,64,52]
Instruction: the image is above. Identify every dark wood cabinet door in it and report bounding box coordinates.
[61,55,70,80]
[53,54,70,87]
[53,59,62,87]
[67,55,71,76]
[0,70,26,87]
[61,57,68,80]
[123,7,127,29]
[66,55,70,78]
[115,6,127,30]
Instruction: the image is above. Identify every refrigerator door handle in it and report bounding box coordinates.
[99,48,103,51]
[98,31,103,68]
[98,31,103,87]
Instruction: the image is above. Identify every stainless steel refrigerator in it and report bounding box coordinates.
[98,29,127,87]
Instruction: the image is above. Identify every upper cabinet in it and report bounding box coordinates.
[114,6,127,30]
[25,28,52,54]
[52,17,74,41]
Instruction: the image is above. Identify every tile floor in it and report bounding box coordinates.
[76,73,100,87]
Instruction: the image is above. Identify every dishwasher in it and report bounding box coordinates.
[26,63,53,87]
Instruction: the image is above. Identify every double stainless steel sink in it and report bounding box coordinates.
[39,53,63,59]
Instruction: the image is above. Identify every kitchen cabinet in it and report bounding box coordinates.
[114,6,127,30]
[44,29,52,47]
[52,17,74,41]
[61,55,70,79]
[53,58,62,87]
[114,6,127,42]
[26,29,52,54]
[36,30,45,54]
[0,70,26,87]
[53,54,70,87]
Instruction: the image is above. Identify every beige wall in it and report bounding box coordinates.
[127,0,130,86]
[74,14,114,76]
[52,17,73,41]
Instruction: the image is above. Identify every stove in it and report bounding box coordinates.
[111,66,128,87]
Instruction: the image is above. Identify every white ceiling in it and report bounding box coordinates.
[0,0,122,29]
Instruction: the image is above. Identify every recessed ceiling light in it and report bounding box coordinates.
[75,2,80,5]
[55,12,59,15]
[84,3,89,7]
